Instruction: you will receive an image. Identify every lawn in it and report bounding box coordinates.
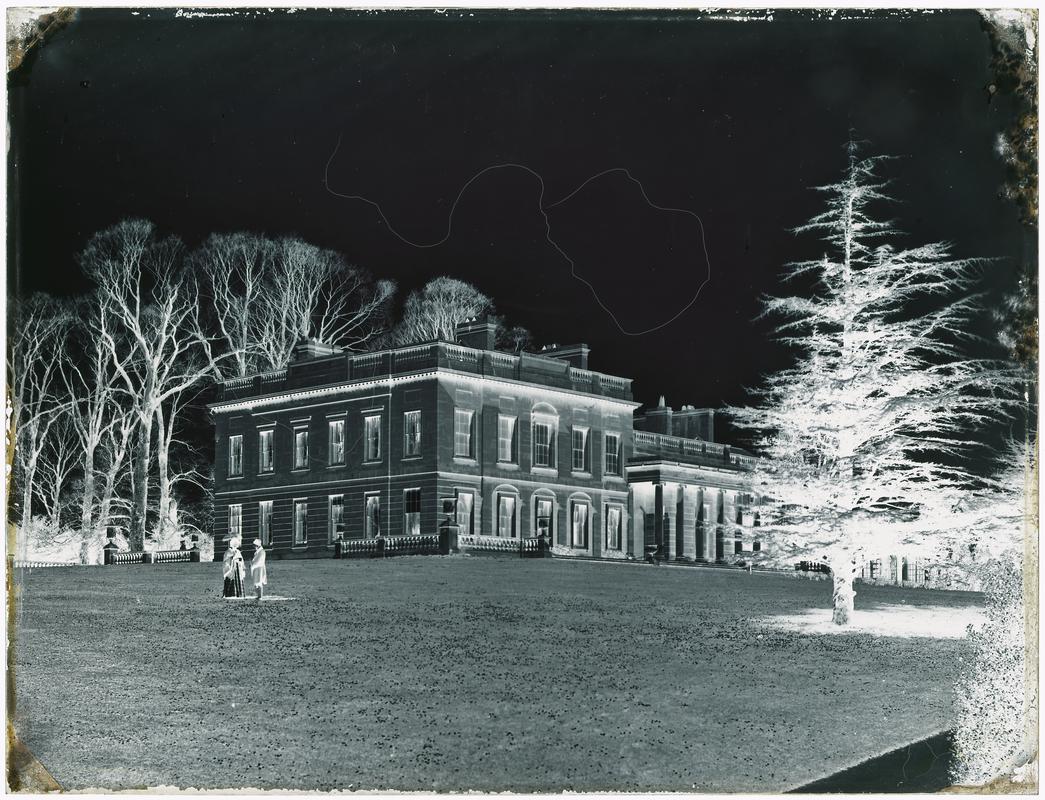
[9,556,983,792]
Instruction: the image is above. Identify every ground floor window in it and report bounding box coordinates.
[455,490,474,535]
[734,539,743,554]
[328,495,344,543]
[293,499,307,545]
[404,488,421,536]
[258,500,273,546]
[571,501,589,548]
[229,504,242,539]
[535,498,553,541]
[365,493,381,538]
[497,493,517,538]
[605,504,623,550]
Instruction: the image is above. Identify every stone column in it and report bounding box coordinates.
[629,482,651,558]
[723,491,737,559]
[664,483,681,561]
[714,490,726,563]
[681,484,697,561]
[654,483,664,558]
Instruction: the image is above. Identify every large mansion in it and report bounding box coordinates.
[208,319,761,562]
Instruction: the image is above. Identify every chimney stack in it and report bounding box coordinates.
[455,317,498,351]
[540,343,591,370]
[292,338,342,361]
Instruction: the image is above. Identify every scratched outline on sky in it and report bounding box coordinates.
[323,134,711,337]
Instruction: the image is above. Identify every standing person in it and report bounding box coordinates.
[250,538,267,601]
[222,537,245,598]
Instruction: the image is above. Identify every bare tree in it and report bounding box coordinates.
[393,276,494,345]
[32,414,79,534]
[728,144,1024,625]
[80,219,216,549]
[8,294,73,558]
[195,233,396,373]
[58,298,138,553]
[493,319,535,354]
[191,232,271,378]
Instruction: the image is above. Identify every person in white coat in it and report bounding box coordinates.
[250,538,268,600]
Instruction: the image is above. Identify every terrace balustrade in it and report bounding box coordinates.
[632,430,756,470]
[217,342,633,403]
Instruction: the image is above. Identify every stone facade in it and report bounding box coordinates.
[209,321,638,560]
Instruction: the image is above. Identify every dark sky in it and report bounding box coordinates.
[8,8,1031,415]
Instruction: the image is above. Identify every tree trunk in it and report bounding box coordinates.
[79,457,96,540]
[18,474,34,562]
[155,405,172,543]
[129,423,152,551]
[832,565,858,626]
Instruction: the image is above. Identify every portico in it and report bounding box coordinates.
[626,430,760,563]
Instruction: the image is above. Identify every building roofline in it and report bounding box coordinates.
[208,367,642,415]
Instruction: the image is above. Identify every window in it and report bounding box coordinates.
[455,490,474,535]
[229,504,242,538]
[403,410,421,457]
[258,429,274,473]
[454,408,474,458]
[753,540,761,552]
[258,501,273,547]
[571,501,589,548]
[293,499,307,545]
[404,489,421,536]
[228,435,243,477]
[572,427,589,472]
[328,419,345,465]
[606,504,623,550]
[294,428,309,469]
[604,433,620,475]
[365,493,381,538]
[497,493,517,538]
[364,415,381,461]
[532,419,555,468]
[535,498,553,541]
[328,495,344,543]
[735,539,743,554]
[497,415,517,463]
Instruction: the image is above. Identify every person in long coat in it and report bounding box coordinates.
[250,538,267,600]
[222,537,245,598]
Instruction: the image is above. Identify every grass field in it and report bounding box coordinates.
[9,556,983,792]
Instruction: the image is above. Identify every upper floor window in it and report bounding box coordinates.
[258,429,274,473]
[294,428,309,469]
[497,415,517,463]
[532,418,556,468]
[571,427,589,472]
[604,433,621,476]
[454,408,474,458]
[328,419,345,465]
[571,501,589,548]
[403,410,421,457]
[404,488,421,536]
[228,435,243,477]
[364,415,382,461]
